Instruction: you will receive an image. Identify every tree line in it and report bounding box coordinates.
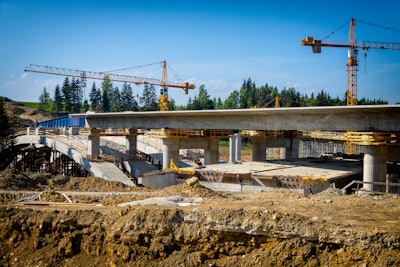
[184,78,388,110]
[38,77,389,115]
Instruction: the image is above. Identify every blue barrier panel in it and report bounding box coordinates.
[37,116,85,128]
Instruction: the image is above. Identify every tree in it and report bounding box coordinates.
[139,85,158,111]
[224,90,240,109]
[70,77,85,113]
[38,87,51,115]
[188,85,214,110]
[120,82,137,111]
[0,97,10,137]
[101,79,113,112]
[0,97,15,170]
[89,82,102,112]
[61,77,73,113]
[52,84,63,114]
[214,97,223,109]
[81,99,90,112]
[110,86,121,112]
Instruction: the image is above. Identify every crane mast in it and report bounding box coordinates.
[301,18,400,106]
[347,18,358,106]
[24,61,195,111]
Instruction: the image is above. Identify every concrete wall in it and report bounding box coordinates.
[139,172,176,189]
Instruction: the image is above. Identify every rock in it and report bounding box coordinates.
[186,177,199,186]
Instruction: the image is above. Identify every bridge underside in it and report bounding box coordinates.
[15,135,134,186]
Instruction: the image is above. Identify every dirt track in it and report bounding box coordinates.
[1,170,400,266]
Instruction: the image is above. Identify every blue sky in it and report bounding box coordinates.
[1,0,400,105]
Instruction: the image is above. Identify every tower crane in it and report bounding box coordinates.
[24,60,195,111]
[301,18,400,106]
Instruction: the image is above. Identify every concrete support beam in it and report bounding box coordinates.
[235,133,241,162]
[286,138,300,159]
[363,145,388,192]
[87,135,100,157]
[229,135,236,163]
[204,138,220,165]
[125,135,137,156]
[68,127,80,135]
[162,139,180,169]
[252,138,267,162]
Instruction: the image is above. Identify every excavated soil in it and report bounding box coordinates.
[0,169,400,266]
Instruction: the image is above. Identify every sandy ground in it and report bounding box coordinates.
[0,169,399,266]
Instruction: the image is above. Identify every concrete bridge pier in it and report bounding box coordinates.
[162,139,180,169]
[251,138,267,162]
[162,137,220,168]
[203,138,220,165]
[87,135,100,157]
[235,133,241,162]
[251,137,300,161]
[125,135,137,156]
[286,138,300,159]
[363,145,388,192]
[229,135,236,163]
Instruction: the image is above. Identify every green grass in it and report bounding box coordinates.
[21,102,40,109]
[219,140,252,161]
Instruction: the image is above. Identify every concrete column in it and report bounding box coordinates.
[234,133,241,162]
[229,135,236,163]
[204,138,219,165]
[252,138,266,162]
[286,138,300,159]
[68,127,80,135]
[125,135,137,156]
[363,145,388,192]
[87,135,100,157]
[387,146,400,161]
[162,138,180,169]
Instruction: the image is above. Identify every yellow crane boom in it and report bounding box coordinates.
[301,18,400,106]
[24,61,195,111]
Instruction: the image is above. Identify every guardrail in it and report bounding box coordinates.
[341,179,400,194]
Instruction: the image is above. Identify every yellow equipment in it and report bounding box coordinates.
[251,96,301,109]
[164,158,196,176]
[301,18,400,106]
[24,61,195,111]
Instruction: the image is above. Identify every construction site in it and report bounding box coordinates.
[1,17,400,266]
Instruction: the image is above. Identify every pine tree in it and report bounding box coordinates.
[62,77,73,113]
[139,85,158,111]
[52,84,63,114]
[101,79,113,112]
[111,86,121,112]
[89,82,102,111]
[38,87,51,115]
[120,82,136,111]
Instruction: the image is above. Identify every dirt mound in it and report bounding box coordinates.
[63,176,138,192]
[3,99,54,128]
[151,180,236,200]
[0,170,140,192]
[0,206,399,267]
[0,169,38,190]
